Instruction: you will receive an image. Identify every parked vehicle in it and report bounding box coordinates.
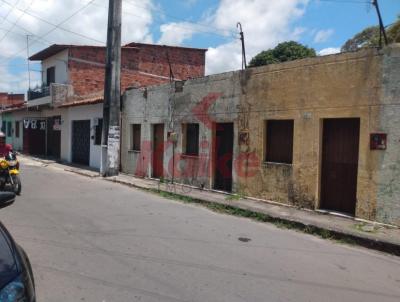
[0,152,21,195]
[0,192,35,301]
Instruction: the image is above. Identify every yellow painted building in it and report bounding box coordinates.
[121,45,400,226]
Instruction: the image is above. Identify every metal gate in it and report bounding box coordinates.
[72,120,90,166]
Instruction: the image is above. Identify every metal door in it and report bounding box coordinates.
[72,120,91,166]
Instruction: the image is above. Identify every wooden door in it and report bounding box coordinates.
[152,124,164,178]
[214,123,234,192]
[320,118,360,215]
[72,120,90,166]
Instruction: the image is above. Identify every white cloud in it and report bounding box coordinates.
[159,22,198,45]
[313,29,334,43]
[157,0,309,75]
[206,0,309,74]
[318,47,340,56]
[0,0,155,93]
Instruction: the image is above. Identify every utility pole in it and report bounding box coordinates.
[101,0,122,176]
[237,22,247,69]
[372,0,388,48]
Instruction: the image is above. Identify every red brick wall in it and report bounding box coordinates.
[68,44,206,96]
[0,93,24,107]
[128,43,206,80]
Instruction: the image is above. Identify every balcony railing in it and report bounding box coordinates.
[28,86,50,101]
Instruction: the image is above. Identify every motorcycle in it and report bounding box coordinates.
[0,152,21,195]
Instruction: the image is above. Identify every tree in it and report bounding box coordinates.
[341,17,400,52]
[249,41,316,67]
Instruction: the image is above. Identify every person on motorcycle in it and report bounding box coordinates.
[0,132,12,157]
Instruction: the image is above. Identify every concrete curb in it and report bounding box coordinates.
[104,176,400,257]
[63,168,100,178]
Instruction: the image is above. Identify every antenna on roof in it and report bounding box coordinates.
[372,0,388,48]
[237,22,247,69]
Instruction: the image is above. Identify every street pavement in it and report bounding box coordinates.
[0,158,399,302]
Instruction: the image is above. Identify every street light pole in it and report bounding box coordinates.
[101,0,122,176]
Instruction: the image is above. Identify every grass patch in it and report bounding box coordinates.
[112,179,399,256]
[149,188,343,240]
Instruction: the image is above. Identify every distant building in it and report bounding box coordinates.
[4,42,206,168]
[0,93,24,109]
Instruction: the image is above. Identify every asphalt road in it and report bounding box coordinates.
[0,158,399,302]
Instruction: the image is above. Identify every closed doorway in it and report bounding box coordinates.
[23,119,46,156]
[152,124,164,178]
[46,116,61,159]
[320,118,360,215]
[214,123,234,192]
[72,120,91,166]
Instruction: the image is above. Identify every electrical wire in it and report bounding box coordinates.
[0,0,101,65]
[0,0,21,26]
[0,0,104,44]
[1,16,53,45]
[0,0,35,44]
[122,0,237,39]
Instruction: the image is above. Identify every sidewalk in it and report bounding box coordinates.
[21,155,400,256]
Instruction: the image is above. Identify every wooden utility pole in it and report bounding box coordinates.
[101,0,122,176]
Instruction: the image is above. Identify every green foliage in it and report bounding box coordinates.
[341,17,400,52]
[249,41,316,67]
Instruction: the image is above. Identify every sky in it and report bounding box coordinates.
[0,0,399,93]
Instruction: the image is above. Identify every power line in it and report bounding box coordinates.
[0,0,104,44]
[1,16,53,44]
[122,0,237,39]
[0,0,35,44]
[0,0,101,65]
[0,0,21,26]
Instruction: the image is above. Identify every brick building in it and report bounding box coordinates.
[0,93,24,109]
[9,42,206,168]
